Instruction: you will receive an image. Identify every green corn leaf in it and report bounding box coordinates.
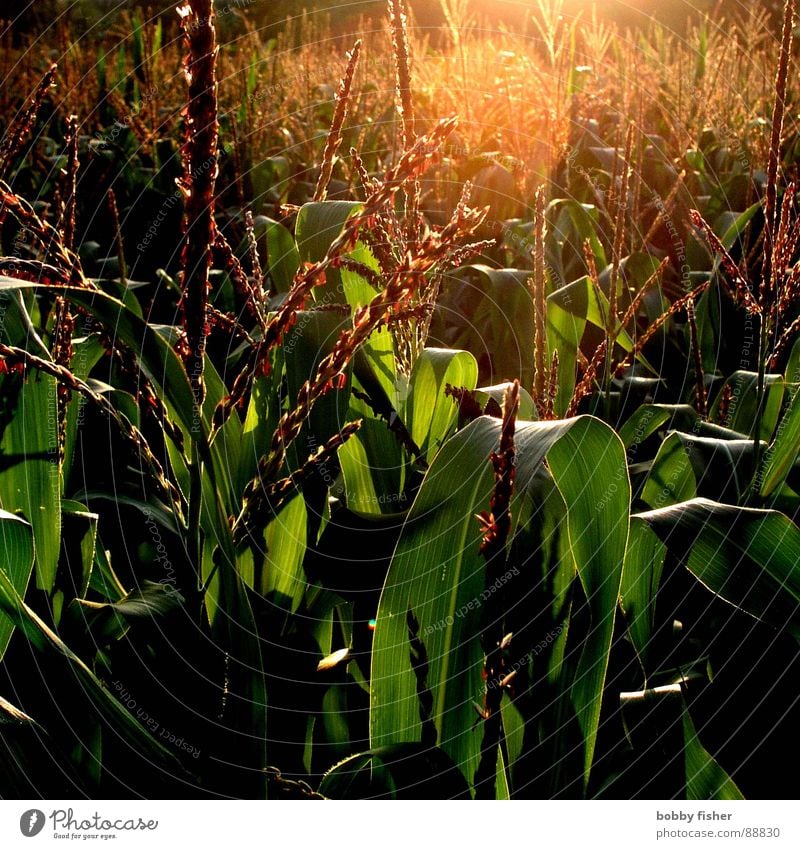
[759,383,800,498]
[683,704,744,800]
[370,414,629,795]
[241,216,299,294]
[0,510,34,662]
[257,493,307,611]
[319,743,471,799]
[0,280,198,442]
[0,564,189,775]
[475,383,537,420]
[547,274,639,415]
[63,332,106,482]
[0,362,61,593]
[71,580,184,644]
[635,498,800,640]
[708,370,784,440]
[548,199,606,285]
[642,431,755,509]
[295,200,362,302]
[620,516,667,672]
[443,265,537,389]
[404,348,478,462]
[339,393,406,518]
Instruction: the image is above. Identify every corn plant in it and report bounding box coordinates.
[0,0,800,802]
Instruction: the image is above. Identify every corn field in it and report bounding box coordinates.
[0,0,799,800]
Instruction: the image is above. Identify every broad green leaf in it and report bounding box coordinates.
[250,156,290,207]
[620,516,667,672]
[0,564,188,774]
[546,418,631,788]
[240,347,284,490]
[547,274,639,415]
[481,268,537,388]
[404,348,478,461]
[620,404,750,451]
[0,367,61,592]
[202,353,244,515]
[598,253,663,301]
[371,415,629,795]
[448,265,537,388]
[0,286,61,593]
[708,370,784,440]
[260,493,307,611]
[619,404,677,449]
[0,280,198,443]
[0,511,34,661]
[283,310,352,473]
[548,274,638,351]
[319,744,470,799]
[370,419,513,792]
[719,201,761,251]
[88,542,126,602]
[760,383,800,498]
[548,199,606,284]
[64,332,106,481]
[339,398,406,518]
[642,432,755,509]
[295,200,362,302]
[683,706,744,800]
[785,335,800,385]
[475,383,536,420]
[334,239,397,406]
[245,215,299,293]
[635,498,800,639]
[641,432,699,508]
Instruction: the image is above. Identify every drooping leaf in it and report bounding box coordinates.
[759,383,800,498]
[635,498,800,640]
[71,580,184,643]
[0,280,198,442]
[620,515,667,672]
[475,383,536,420]
[618,403,748,450]
[683,705,744,800]
[0,510,34,661]
[708,370,784,440]
[319,743,471,799]
[370,415,630,795]
[642,431,755,508]
[0,564,189,775]
[0,364,61,592]
[547,274,639,415]
[404,348,478,462]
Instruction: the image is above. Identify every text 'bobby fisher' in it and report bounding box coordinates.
[656,812,732,825]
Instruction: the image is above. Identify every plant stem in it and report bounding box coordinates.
[750,314,768,503]
[188,440,204,590]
